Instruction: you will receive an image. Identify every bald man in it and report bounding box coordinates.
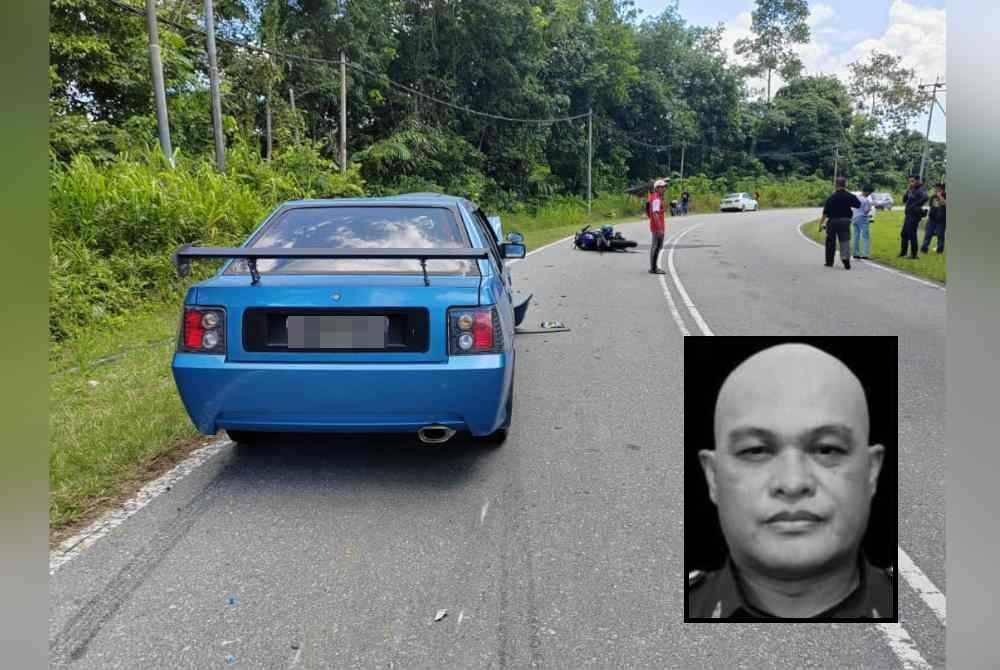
[687,344,894,620]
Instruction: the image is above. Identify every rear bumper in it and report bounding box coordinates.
[171,353,511,437]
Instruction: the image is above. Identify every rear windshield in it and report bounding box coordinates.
[724,193,741,199]
[226,205,479,276]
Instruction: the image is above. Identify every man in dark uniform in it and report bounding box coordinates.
[819,177,861,270]
[900,174,929,259]
[687,343,894,620]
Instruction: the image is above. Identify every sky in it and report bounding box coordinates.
[630,0,946,141]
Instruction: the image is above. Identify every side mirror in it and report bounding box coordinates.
[501,243,526,259]
[506,231,524,244]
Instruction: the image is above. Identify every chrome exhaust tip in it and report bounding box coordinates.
[417,425,457,445]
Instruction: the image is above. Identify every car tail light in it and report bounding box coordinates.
[448,307,502,355]
[179,306,226,354]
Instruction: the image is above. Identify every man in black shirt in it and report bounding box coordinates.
[900,174,929,259]
[819,177,861,269]
[687,344,892,620]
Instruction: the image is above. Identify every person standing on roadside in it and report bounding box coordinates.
[681,189,691,215]
[819,177,861,270]
[648,178,669,274]
[900,174,929,259]
[921,183,946,254]
[852,186,874,260]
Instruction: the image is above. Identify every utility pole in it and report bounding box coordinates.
[833,145,839,186]
[204,0,226,171]
[340,51,347,174]
[587,108,593,214]
[919,77,945,182]
[679,142,686,183]
[144,0,173,166]
[289,87,299,144]
[265,84,272,161]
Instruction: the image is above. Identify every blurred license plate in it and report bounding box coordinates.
[286,315,387,349]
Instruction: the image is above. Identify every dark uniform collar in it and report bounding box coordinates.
[705,553,892,619]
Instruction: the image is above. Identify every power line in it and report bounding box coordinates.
[344,61,589,124]
[102,0,589,125]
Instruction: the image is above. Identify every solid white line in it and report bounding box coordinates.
[480,500,490,526]
[666,223,714,336]
[794,220,945,291]
[508,218,648,266]
[656,234,691,337]
[48,221,605,574]
[49,437,232,574]
[655,216,944,669]
[506,233,574,266]
[876,624,932,670]
[898,547,947,625]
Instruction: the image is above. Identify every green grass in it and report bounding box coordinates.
[47,198,647,535]
[504,193,645,250]
[49,301,206,536]
[801,210,946,284]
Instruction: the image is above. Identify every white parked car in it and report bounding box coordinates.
[720,192,758,212]
[871,192,894,210]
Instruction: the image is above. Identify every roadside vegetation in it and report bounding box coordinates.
[49,0,946,535]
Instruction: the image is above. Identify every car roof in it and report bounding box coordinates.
[277,193,476,210]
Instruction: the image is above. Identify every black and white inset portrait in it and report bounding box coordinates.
[684,337,898,622]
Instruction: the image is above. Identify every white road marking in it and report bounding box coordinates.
[898,547,947,625]
[659,215,945,668]
[288,647,303,668]
[49,437,232,574]
[666,223,713,336]
[508,218,647,265]
[480,500,490,526]
[876,624,933,670]
[794,219,945,291]
[49,218,590,574]
[656,234,691,336]
[458,610,465,625]
[507,235,572,265]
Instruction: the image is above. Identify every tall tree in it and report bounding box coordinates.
[733,0,810,104]
[755,75,852,175]
[847,49,925,134]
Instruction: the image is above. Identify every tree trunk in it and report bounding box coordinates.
[766,68,772,105]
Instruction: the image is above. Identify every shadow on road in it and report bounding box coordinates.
[218,431,493,496]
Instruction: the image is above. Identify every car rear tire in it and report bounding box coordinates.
[481,379,513,448]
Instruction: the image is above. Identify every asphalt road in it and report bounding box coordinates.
[50,208,945,669]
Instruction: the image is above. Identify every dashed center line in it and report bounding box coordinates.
[658,215,944,669]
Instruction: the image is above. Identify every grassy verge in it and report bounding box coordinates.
[48,199,645,539]
[801,210,946,284]
[49,301,209,542]
[505,193,645,250]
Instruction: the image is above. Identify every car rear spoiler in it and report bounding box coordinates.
[172,244,491,286]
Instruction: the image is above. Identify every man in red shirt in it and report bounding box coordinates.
[648,178,669,274]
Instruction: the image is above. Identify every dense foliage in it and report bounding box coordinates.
[48,0,946,341]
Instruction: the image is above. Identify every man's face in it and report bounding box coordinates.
[908,177,917,189]
[700,345,884,579]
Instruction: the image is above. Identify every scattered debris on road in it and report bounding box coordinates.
[516,320,570,334]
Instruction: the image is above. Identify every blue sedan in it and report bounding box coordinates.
[171,194,529,446]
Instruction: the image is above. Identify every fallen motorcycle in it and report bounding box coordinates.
[573,224,638,252]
